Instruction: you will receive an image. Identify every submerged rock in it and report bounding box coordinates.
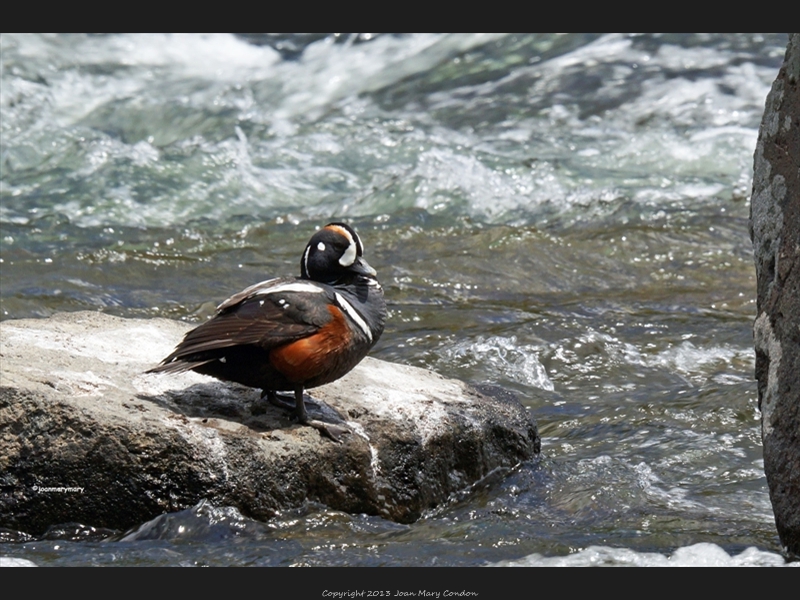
[0,311,540,535]
[750,33,800,557]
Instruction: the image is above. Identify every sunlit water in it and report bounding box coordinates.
[1,33,795,566]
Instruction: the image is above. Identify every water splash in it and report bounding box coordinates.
[439,335,554,391]
[494,542,793,567]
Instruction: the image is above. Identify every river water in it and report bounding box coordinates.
[0,33,795,566]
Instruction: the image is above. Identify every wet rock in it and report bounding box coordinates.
[750,33,800,557]
[0,311,540,535]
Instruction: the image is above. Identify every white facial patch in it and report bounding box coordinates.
[317,242,326,252]
[324,224,361,268]
[339,236,357,267]
[302,245,311,276]
[334,292,372,342]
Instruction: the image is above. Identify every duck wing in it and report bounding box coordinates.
[149,279,333,371]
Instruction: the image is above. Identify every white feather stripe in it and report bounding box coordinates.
[252,282,324,296]
[334,292,372,343]
[216,277,281,310]
[302,245,311,277]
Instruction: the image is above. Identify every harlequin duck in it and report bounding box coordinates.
[147,222,385,440]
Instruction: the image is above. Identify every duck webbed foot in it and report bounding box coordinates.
[253,388,350,442]
[292,386,350,443]
[251,389,294,415]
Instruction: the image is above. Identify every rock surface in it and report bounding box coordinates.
[0,311,540,535]
[750,33,800,557]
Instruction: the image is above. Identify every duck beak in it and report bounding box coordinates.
[351,256,377,277]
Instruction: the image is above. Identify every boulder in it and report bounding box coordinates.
[750,33,800,557]
[0,311,540,535]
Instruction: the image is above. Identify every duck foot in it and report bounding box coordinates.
[301,418,350,443]
[251,390,295,415]
[290,387,349,442]
[255,388,349,442]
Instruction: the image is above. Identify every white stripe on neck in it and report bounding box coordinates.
[334,292,372,342]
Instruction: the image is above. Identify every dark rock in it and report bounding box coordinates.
[0,311,540,535]
[750,33,800,558]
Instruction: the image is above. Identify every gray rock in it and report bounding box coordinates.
[0,311,540,535]
[750,33,800,558]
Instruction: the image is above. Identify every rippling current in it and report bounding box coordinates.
[0,33,795,567]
